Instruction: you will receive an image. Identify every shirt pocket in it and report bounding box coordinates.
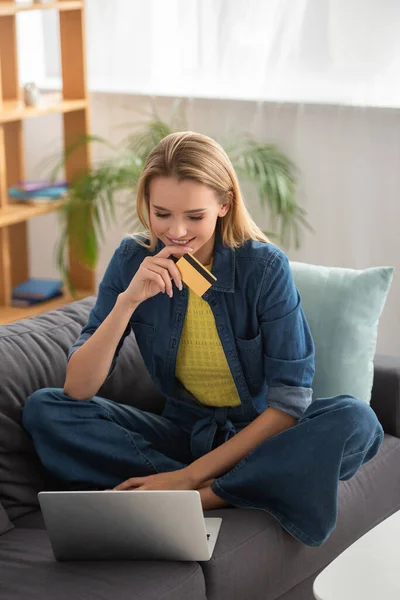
[235,332,264,392]
[131,322,155,376]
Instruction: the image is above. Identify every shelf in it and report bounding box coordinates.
[0,96,87,123]
[0,288,90,324]
[0,199,64,227]
[0,1,83,16]
[0,0,95,309]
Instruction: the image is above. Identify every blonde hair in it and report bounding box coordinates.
[134,131,269,250]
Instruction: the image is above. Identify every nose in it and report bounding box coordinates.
[168,220,188,240]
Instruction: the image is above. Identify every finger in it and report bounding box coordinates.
[114,478,143,490]
[113,484,141,491]
[142,270,167,295]
[145,264,173,297]
[157,245,194,259]
[151,258,183,291]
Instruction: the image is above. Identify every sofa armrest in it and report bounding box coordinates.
[370,355,400,438]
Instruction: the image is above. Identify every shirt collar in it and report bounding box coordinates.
[211,229,235,293]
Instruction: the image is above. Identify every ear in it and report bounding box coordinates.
[218,201,230,218]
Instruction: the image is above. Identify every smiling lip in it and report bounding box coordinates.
[167,237,195,246]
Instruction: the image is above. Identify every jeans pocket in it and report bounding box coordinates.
[235,332,264,392]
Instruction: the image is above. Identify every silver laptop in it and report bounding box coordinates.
[38,490,222,561]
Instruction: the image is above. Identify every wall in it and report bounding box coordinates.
[23,93,400,356]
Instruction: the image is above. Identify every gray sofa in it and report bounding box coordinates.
[1,296,400,600]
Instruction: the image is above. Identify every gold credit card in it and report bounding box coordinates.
[174,253,217,297]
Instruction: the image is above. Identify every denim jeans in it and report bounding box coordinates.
[22,387,383,547]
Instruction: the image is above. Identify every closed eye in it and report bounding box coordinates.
[154,212,204,221]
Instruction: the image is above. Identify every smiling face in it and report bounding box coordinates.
[148,177,229,265]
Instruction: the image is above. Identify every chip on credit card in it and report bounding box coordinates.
[174,253,217,297]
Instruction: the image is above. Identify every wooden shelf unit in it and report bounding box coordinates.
[0,1,83,16]
[0,198,65,227]
[0,96,88,123]
[0,0,95,323]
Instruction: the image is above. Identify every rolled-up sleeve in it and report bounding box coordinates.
[258,250,315,420]
[68,238,132,377]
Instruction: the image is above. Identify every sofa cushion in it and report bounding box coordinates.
[291,262,393,403]
[0,297,163,521]
[200,435,400,600]
[370,354,400,438]
[0,528,206,600]
[0,302,88,521]
[11,509,45,529]
[0,501,14,534]
[10,436,400,600]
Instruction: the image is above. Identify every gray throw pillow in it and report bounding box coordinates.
[0,298,94,521]
[0,502,13,535]
[0,295,163,522]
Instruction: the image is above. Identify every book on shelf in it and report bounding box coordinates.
[8,187,68,203]
[8,180,69,203]
[17,180,69,193]
[12,278,64,303]
[11,290,64,308]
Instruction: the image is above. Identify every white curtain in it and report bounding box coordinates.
[17,0,400,107]
[84,0,400,106]
[16,9,47,86]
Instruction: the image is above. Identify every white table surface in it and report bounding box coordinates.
[313,510,400,600]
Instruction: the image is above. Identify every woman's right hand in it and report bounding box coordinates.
[120,245,193,306]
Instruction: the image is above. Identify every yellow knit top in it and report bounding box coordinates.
[175,263,241,407]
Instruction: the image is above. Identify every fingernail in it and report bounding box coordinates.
[168,290,173,298]
[178,283,183,291]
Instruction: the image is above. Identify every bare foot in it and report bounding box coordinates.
[198,485,229,510]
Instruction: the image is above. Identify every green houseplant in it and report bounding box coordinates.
[50,110,311,293]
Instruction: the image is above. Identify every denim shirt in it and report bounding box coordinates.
[68,233,315,421]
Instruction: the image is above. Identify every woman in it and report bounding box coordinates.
[23,131,383,546]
